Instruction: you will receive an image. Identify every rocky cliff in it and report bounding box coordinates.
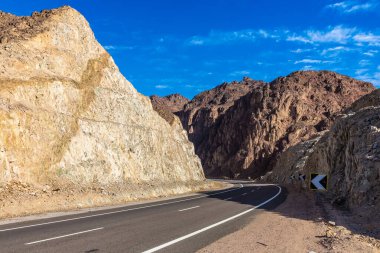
[305,89,380,209]
[178,78,265,147]
[166,71,374,178]
[0,6,206,207]
[267,89,379,214]
[149,93,189,125]
[150,93,189,113]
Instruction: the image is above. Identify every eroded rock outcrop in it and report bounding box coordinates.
[0,6,205,193]
[150,93,189,124]
[266,88,380,210]
[150,93,189,113]
[182,71,374,178]
[178,78,265,147]
[305,89,380,208]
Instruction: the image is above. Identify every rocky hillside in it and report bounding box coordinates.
[267,89,379,215]
[305,89,380,209]
[163,71,374,178]
[150,93,189,113]
[178,78,265,147]
[0,6,205,196]
[149,94,189,124]
[204,71,374,178]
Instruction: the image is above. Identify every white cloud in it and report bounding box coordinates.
[229,70,251,76]
[287,35,313,44]
[286,25,380,48]
[321,46,351,55]
[363,49,379,56]
[186,29,283,46]
[307,26,355,44]
[302,65,315,70]
[287,26,355,44]
[353,33,380,46]
[188,38,205,45]
[155,85,169,89]
[104,45,135,50]
[258,29,280,39]
[356,73,380,86]
[185,26,380,50]
[295,59,322,64]
[186,30,257,46]
[326,1,377,13]
[359,59,371,66]
[295,59,335,64]
[291,48,312,53]
[355,68,368,75]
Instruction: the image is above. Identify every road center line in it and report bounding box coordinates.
[25,227,104,245]
[0,184,243,232]
[142,185,282,253]
[178,206,200,212]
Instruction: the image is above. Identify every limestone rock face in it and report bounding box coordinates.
[189,71,374,178]
[305,89,380,208]
[0,6,204,187]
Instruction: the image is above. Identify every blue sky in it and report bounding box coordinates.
[1,1,379,98]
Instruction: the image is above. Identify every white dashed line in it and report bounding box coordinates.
[178,206,200,212]
[0,185,243,232]
[25,227,104,245]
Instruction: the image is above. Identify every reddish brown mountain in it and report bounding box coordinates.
[178,77,265,146]
[197,71,374,178]
[150,93,189,113]
[151,71,375,179]
[149,94,189,124]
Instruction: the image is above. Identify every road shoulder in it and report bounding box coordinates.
[0,180,231,225]
[197,187,379,253]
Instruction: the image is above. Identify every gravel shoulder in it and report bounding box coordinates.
[198,186,379,253]
[0,180,227,221]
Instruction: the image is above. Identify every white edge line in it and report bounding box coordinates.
[178,206,200,212]
[0,184,244,232]
[25,227,104,245]
[142,185,282,253]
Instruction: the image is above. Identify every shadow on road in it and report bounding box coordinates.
[198,180,379,241]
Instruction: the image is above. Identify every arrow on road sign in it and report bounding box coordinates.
[310,173,327,190]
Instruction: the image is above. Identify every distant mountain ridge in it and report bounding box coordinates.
[151,70,375,178]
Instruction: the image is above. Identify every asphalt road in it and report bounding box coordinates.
[0,181,286,253]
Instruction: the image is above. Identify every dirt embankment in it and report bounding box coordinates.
[198,187,380,253]
[0,180,225,219]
